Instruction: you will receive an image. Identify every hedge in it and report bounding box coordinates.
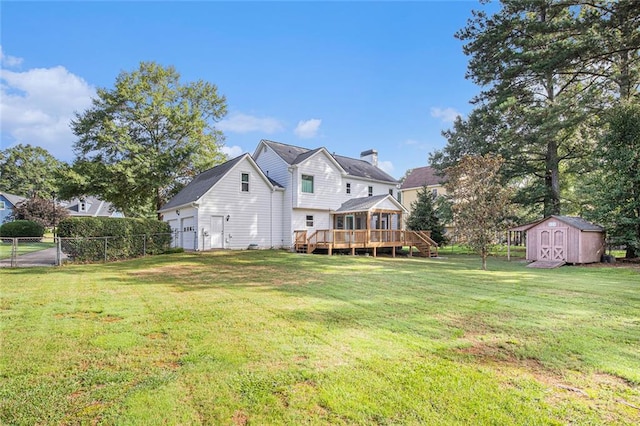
[0,220,45,241]
[57,217,172,262]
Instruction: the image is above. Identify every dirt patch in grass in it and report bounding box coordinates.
[232,410,248,426]
[457,339,640,423]
[129,263,315,288]
[55,311,123,322]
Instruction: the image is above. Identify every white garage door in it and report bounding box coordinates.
[181,216,196,250]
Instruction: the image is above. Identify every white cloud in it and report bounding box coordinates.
[430,107,461,124]
[0,46,23,67]
[217,113,284,134]
[378,160,394,175]
[294,118,321,139]
[221,145,244,158]
[1,54,95,161]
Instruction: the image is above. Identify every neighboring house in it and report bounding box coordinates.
[509,215,605,266]
[399,166,446,212]
[159,140,437,255]
[61,196,124,218]
[0,192,26,223]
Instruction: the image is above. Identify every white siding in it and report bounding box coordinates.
[292,209,331,235]
[254,145,291,189]
[196,156,281,249]
[346,177,397,200]
[296,153,344,210]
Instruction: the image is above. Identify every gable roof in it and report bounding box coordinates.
[400,166,445,190]
[259,139,397,183]
[160,154,283,212]
[62,196,122,217]
[510,215,604,232]
[0,192,27,207]
[335,194,407,213]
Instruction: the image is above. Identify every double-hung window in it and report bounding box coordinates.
[346,182,351,194]
[306,215,314,227]
[241,173,249,192]
[368,186,373,197]
[302,175,314,193]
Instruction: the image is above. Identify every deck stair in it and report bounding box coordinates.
[413,231,439,257]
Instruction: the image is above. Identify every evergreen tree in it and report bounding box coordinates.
[581,104,640,258]
[406,185,447,246]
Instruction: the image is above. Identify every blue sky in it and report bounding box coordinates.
[1,1,492,179]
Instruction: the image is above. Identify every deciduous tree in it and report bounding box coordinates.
[0,144,66,197]
[445,155,513,270]
[69,62,227,217]
[12,197,69,228]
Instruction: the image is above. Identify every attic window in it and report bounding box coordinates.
[346,183,351,194]
[0,201,5,210]
[548,221,557,227]
[368,186,373,197]
[241,173,249,192]
[79,201,87,212]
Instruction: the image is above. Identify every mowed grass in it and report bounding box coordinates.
[1,251,639,425]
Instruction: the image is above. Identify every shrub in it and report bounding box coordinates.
[0,220,45,241]
[57,217,171,262]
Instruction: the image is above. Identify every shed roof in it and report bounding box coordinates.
[400,166,445,190]
[509,215,604,232]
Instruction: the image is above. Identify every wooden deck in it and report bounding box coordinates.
[294,229,438,257]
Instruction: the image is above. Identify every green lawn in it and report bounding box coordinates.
[0,241,55,259]
[1,251,638,425]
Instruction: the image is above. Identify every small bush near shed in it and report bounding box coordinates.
[0,220,45,242]
[57,217,171,262]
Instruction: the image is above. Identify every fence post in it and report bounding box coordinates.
[56,237,61,266]
[143,234,147,256]
[104,237,108,263]
[11,237,17,268]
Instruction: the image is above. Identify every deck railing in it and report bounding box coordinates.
[298,229,435,251]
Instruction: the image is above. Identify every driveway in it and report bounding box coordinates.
[0,247,67,268]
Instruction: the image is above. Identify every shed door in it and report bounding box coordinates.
[211,216,224,249]
[538,228,567,261]
[181,216,195,250]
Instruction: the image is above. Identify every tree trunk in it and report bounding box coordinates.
[544,139,561,216]
[156,187,163,220]
[481,248,487,270]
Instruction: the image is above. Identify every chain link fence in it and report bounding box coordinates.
[0,231,193,268]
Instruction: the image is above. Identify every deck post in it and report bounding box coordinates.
[373,246,377,257]
[392,246,395,258]
[328,246,332,255]
[351,247,355,256]
[408,245,412,257]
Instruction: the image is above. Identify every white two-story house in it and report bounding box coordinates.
[159,140,436,256]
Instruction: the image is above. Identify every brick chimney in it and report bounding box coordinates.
[360,149,378,167]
